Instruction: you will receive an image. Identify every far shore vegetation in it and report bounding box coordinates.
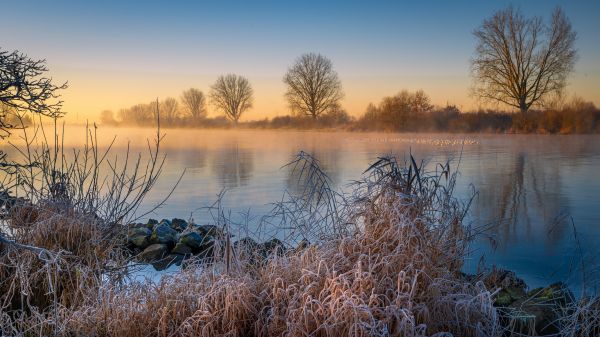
[101,88,600,134]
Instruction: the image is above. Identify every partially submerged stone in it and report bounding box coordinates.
[138,243,169,263]
[170,218,188,232]
[171,242,193,255]
[151,223,178,246]
[128,227,152,249]
[179,232,204,251]
[483,268,527,307]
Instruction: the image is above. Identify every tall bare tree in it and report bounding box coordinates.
[160,97,179,124]
[181,88,206,120]
[0,48,66,134]
[471,7,577,113]
[283,53,344,119]
[209,74,253,123]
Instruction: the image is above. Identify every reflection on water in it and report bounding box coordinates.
[1,127,599,292]
[211,141,254,188]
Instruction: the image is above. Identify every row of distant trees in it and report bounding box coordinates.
[102,6,591,132]
[102,52,344,127]
[351,89,599,134]
[101,87,210,127]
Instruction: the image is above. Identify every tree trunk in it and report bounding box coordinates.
[519,98,528,114]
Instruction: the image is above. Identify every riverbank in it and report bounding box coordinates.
[1,152,598,336]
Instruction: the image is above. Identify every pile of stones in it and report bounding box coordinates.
[127,218,294,270]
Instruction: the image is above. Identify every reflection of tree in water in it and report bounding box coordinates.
[211,142,254,188]
[178,148,208,170]
[475,151,570,249]
[285,148,341,196]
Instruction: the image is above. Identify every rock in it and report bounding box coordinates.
[170,218,188,232]
[137,243,169,263]
[197,236,216,259]
[234,237,260,262]
[527,282,575,307]
[234,237,259,251]
[293,239,310,254]
[151,223,178,246]
[179,232,204,251]
[152,254,184,271]
[197,225,227,238]
[172,242,193,255]
[261,238,286,257]
[128,227,152,249]
[483,268,527,307]
[507,282,574,335]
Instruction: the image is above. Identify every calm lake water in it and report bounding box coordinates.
[6,126,600,292]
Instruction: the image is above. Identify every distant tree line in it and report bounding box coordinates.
[100,7,598,133]
[351,90,600,134]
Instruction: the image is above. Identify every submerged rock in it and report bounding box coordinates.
[138,243,169,263]
[151,223,178,246]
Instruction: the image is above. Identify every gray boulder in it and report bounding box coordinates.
[179,232,204,251]
[151,223,178,246]
[172,242,193,255]
[138,243,169,263]
[170,218,188,232]
[128,227,152,249]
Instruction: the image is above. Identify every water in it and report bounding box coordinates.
[4,126,600,292]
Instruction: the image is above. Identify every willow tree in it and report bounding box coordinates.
[471,7,577,113]
[283,53,344,119]
[209,74,253,123]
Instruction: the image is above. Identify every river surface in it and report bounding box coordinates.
[5,126,600,292]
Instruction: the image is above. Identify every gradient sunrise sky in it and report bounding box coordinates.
[3,0,599,122]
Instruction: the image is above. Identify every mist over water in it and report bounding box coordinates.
[6,126,600,292]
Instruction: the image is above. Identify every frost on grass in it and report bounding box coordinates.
[54,153,501,337]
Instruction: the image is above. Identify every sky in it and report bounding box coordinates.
[2,0,600,122]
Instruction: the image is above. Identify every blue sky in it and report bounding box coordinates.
[2,0,599,120]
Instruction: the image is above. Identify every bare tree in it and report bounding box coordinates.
[209,74,253,123]
[471,7,577,113]
[0,48,67,134]
[160,97,179,124]
[283,53,344,119]
[99,110,118,125]
[181,88,207,121]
